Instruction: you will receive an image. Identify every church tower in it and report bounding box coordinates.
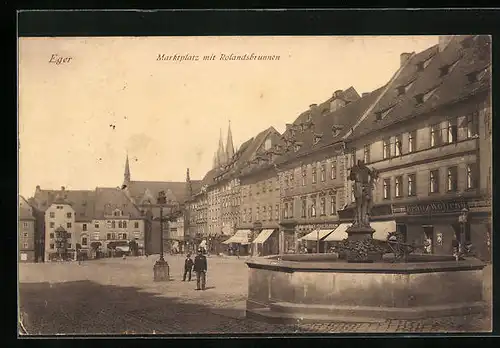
[186,168,193,198]
[226,120,235,161]
[216,128,227,167]
[122,153,131,189]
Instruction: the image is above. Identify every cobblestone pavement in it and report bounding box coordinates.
[19,256,492,335]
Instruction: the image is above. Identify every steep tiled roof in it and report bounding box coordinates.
[348,35,491,140]
[274,87,385,165]
[19,196,35,220]
[125,180,199,205]
[31,188,96,221]
[93,187,143,219]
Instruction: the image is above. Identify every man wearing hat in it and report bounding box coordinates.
[193,248,208,290]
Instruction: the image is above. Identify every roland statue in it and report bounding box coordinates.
[349,159,378,228]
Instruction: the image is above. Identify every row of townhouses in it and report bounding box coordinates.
[18,35,491,262]
[183,35,492,261]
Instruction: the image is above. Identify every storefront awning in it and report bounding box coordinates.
[252,229,276,244]
[299,229,335,242]
[371,221,397,241]
[323,223,351,242]
[223,230,251,245]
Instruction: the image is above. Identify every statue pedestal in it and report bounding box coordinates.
[345,225,383,263]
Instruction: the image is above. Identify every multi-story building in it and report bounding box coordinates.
[237,128,283,256]
[273,87,389,253]
[337,35,491,260]
[30,185,148,260]
[19,196,37,262]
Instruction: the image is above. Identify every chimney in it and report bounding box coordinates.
[35,185,41,192]
[309,103,318,110]
[362,92,370,97]
[285,123,292,132]
[333,90,343,99]
[400,52,412,67]
[61,186,65,191]
[439,35,454,52]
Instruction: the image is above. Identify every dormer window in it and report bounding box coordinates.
[416,54,435,72]
[113,209,121,217]
[375,105,395,121]
[467,66,489,84]
[314,134,322,145]
[294,144,301,152]
[396,80,415,96]
[440,59,460,77]
[415,86,438,105]
[331,125,343,137]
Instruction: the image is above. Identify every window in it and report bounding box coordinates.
[312,166,317,184]
[311,198,317,217]
[395,176,403,197]
[107,233,111,240]
[301,198,307,218]
[122,233,127,240]
[50,243,54,249]
[363,145,370,163]
[320,197,326,215]
[49,222,55,228]
[68,243,72,249]
[446,119,458,143]
[465,112,479,138]
[466,164,477,189]
[256,206,260,221]
[269,205,273,221]
[446,167,458,192]
[134,221,139,229]
[395,135,403,156]
[275,205,279,221]
[383,179,391,200]
[429,170,439,193]
[408,130,416,153]
[430,123,441,147]
[330,162,337,180]
[50,233,54,239]
[49,212,55,218]
[408,174,416,196]
[330,195,336,215]
[123,221,127,229]
[283,203,289,219]
[23,232,28,237]
[66,212,72,218]
[383,138,391,159]
[82,237,88,246]
[264,138,272,150]
[302,168,307,186]
[82,224,87,231]
[118,221,123,228]
[289,202,294,218]
[113,210,120,217]
[111,221,116,229]
[262,206,267,221]
[66,233,71,238]
[66,222,72,228]
[320,164,326,182]
[22,242,28,249]
[95,222,100,229]
[249,208,252,222]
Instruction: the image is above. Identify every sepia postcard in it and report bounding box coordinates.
[18,33,492,335]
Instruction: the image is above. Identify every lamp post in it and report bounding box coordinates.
[151,190,183,282]
[458,208,469,257]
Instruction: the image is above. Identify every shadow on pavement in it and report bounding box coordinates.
[18,280,256,335]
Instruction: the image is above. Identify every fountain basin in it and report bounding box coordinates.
[245,254,487,323]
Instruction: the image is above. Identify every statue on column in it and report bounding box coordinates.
[349,160,378,227]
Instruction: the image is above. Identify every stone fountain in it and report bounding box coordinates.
[245,160,487,323]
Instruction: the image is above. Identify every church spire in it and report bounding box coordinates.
[186,168,193,198]
[226,120,235,161]
[217,128,226,167]
[122,152,131,189]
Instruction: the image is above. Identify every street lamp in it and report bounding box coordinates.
[151,190,183,282]
[458,208,469,257]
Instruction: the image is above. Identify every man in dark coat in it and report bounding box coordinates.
[183,253,194,281]
[193,248,207,290]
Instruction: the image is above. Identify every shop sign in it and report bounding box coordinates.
[404,200,469,215]
[299,223,339,231]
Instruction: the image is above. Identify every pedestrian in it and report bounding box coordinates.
[193,248,207,290]
[183,253,194,281]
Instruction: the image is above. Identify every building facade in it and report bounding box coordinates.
[19,196,37,262]
[340,35,492,260]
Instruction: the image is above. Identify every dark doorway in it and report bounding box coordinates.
[396,224,407,243]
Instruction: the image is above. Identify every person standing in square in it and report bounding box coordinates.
[193,248,207,290]
[183,253,194,281]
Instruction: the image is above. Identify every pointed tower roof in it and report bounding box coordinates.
[186,168,193,198]
[226,120,235,160]
[122,152,131,188]
[217,128,226,167]
[212,152,218,169]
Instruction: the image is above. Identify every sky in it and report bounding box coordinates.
[18,35,439,198]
